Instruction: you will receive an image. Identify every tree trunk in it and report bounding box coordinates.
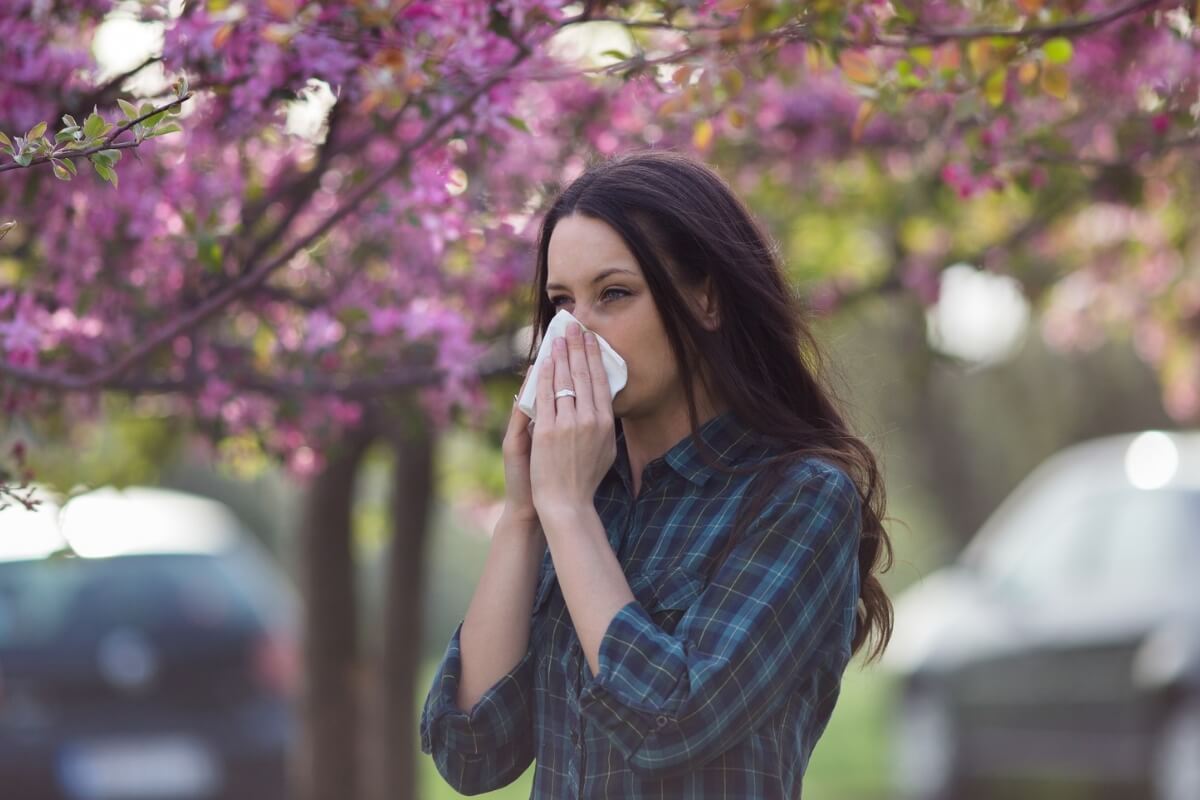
[296,425,375,800]
[381,412,435,800]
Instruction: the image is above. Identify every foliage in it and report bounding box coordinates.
[2,0,1198,491]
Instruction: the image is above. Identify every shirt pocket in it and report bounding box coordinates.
[628,566,706,635]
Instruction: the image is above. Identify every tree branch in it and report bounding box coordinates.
[101,360,518,398]
[0,59,529,392]
[0,93,193,174]
[569,0,1168,79]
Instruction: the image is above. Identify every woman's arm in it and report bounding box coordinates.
[537,501,636,679]
[457,508,545,708]
[570,461,863,780]
[419,507,545,794]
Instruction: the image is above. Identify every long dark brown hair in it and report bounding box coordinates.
[524,149,893,664]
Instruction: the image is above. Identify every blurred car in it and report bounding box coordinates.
[0,486,299,800]
[885,430,1200,800]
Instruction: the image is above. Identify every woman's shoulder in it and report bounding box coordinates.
[737,448,860,514]
[740,439,854,484]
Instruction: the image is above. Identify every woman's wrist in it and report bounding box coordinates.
[497,505,541,537]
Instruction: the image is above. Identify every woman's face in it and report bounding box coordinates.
[545,213,698,419]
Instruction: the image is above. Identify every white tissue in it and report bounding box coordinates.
[517,309,628,421]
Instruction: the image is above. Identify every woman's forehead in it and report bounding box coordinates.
[547,216,643,284]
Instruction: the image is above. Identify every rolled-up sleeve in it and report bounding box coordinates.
[419,620,536,794]
[577,460,862,779]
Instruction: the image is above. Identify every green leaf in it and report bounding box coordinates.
[92,159,117,188]
[59,157,77,175]
[910,46,933,67]
[26,121,47,140]
[599,49,630,60]
[51,159,72,181]
[144,110,167,128]
[118,98,139,120]
[61,114,78,129]
[55,127,79,143]
[83,112,107,139]
[99,148,122,164]
[14,153,32,167]
[892,2,916,23]
[199,238,222,272]
[985,68,1007,107]
[168,102,183,116]
[0,131,10,151]
[504,115,530,133]
[146,123,182,137]
[1043,37,1073,65]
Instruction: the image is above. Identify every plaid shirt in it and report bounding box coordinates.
[420,410,862,798]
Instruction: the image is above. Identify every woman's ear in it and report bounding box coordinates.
[694,276,720,332]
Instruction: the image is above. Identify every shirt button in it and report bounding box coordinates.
[654,714,669,729]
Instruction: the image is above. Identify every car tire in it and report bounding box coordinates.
[894,683,966,800]
[1152,697,1200,800]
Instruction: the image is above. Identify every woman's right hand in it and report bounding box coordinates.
[501,369,538,524]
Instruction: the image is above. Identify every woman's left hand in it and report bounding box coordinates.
[530,322,617,520]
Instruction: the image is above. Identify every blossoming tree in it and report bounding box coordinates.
[3,1,1199,797]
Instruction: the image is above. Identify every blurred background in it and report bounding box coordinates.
[3,1,1200,800]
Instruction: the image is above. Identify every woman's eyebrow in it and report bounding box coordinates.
[546,267,637,292]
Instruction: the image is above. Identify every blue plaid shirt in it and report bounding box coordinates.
[420,410,862,798]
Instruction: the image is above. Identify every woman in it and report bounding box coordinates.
[420,150,893,798]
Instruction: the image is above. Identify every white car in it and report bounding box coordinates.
[884,431,1200,800]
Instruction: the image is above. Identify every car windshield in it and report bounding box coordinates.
[980,487,1200,600]
[0,553,261,650]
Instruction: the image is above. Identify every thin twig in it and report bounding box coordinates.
[0,93,193,174]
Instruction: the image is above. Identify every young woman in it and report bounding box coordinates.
[420,150,893,798]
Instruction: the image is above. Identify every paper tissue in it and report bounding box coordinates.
[517,309,628,421]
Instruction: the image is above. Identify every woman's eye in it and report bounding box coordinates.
[549,288,629,307]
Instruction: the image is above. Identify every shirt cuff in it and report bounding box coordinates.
[577,600,687,754]
[420,620,536,756]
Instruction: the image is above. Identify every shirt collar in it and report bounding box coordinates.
[612,409,763,490]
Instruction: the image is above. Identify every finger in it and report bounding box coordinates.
[583,330,611,412]
[552,335,574,421]
[566,324,593,416]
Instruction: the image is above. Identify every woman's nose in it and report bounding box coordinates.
[571,312,595,336]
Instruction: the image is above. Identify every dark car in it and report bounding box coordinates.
[885,430,1200,800]
[0,486,299,800]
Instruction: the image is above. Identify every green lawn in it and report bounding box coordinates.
[415,658,897,800]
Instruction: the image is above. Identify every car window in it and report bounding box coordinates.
[986,494,1105,601]
[1093,489,1200,591]
[0,554,261,649]
[983,488,1200,602]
